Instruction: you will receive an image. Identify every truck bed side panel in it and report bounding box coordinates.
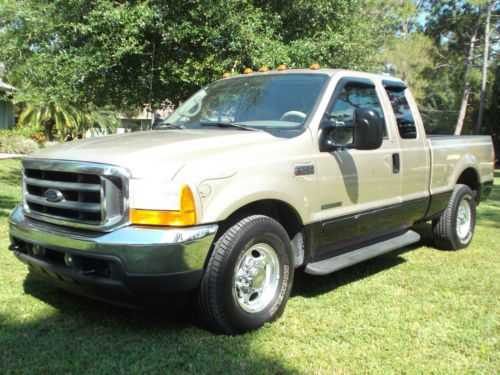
[428,135,494,196]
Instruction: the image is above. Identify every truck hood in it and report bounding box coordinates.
[29,129,281,179]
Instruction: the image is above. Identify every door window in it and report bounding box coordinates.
[328,82,388,143]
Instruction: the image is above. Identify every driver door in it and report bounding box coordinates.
[313,77,403,260]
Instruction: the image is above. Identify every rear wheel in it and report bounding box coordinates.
[195,215,294,334]
[432,184,476,250]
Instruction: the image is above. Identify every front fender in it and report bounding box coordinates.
[199,174,313,224]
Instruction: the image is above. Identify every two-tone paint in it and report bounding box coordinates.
[20,69,495,270]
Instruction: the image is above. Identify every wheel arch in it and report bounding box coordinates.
[455,167,480,202]
[213,199,306,268]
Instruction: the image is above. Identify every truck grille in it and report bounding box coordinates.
[22,159,129,231]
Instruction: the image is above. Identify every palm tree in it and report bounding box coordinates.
[78,104,121,137]
[15,92,119,141]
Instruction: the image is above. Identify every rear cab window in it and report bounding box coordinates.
[383,81,417,139]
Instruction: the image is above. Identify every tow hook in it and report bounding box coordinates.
[8,243,22,251]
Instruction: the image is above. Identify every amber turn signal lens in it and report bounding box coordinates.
[222,72,231,78]
[310,63,320,70]
[258,66,269,72]
[130,185,197,227]
[243,68,253,74]
[277,64,287,71]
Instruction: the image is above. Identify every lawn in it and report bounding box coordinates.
[0,158,498,374]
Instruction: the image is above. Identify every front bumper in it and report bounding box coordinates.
[8,206,217,307]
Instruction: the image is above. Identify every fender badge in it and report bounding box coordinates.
[294,165,314,176]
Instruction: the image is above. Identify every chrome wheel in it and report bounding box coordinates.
[456,199,472,240]
[233,243,280,313]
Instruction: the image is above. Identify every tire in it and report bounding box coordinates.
[195,215,294,334]
[432,184,476,250]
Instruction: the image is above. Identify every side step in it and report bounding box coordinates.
[305,230,421,276]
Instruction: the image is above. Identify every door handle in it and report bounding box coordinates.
[392,153,400,174]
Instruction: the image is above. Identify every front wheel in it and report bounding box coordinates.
[432,184,476,250]
[195,215,294,334]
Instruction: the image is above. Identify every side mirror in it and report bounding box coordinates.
[352,108,383,150]
[319,108,383,152]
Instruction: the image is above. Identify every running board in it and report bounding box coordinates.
[305,230,421,276]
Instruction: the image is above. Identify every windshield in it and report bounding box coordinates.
[162,73,328,131]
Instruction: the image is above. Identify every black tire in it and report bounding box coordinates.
[195,215,294,334]
[432,184,476,250]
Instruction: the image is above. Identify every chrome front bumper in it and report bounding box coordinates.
[8,206,218,306]
[9,205,217,274]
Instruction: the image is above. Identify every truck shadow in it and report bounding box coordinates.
[292,248,409,298]
[11,273,294,373]
[10,222,452,372]
[293,223,439,299]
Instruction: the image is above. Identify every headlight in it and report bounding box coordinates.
[129,180,197,226]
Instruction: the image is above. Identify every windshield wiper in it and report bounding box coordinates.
[154,122,185,130]
[200,122,259,131]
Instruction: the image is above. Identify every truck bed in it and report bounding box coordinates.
[427,135,494,195]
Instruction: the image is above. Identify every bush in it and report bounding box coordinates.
[0,127,47,144]
[29,133,47,145]
[0,133,40,155]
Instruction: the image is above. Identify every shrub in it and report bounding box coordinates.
[0,133,40,155]
[29,133,47,145]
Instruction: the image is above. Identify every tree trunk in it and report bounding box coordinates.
[44,120,55,141]
[476,1,492,134]
[454,22,480,135]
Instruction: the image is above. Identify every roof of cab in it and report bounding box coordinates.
[220,68,404,85]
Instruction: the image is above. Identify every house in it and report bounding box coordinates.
[0,80,15,130]
[118,104,173,133]
[118,107,155,132]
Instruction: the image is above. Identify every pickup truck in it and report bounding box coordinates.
[8,68,495,334]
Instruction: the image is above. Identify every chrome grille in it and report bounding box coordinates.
[22,159,129,231]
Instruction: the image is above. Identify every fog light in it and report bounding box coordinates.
[64,253,74,267]
[32,245,46,257]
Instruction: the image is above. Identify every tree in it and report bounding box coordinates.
[454,15,481,135]
[423,0,493,135]
[476,0,494,133]
[0,0,391,114]
[382,33,434,101]
[485,61,500,158]
[15,91,119,141]
[377,1,435,102]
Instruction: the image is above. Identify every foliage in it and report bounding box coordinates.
[0,0,497,142]
[0,132,40,154]
[484,64,500,153]
[0,127,46,145]
[14,91,119,141]
[0,0,390,111]
[422,1,498,116]
[0,159,498,373]
[379,0,499,140]
[382,33,434,101]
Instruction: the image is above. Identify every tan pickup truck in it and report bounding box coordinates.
[8,68,495,334]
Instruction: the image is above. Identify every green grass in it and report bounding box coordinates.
[1,158,498,374]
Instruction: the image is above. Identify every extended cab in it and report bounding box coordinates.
[8,69,495,334]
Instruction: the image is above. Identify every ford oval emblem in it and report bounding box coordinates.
[44,188,64,202]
